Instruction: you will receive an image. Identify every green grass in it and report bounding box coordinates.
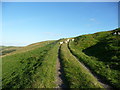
[2,41,58,88]
[32,41,60,88]
[18,40,55,53]
[59,43,103,88]
[0,46,20,51]
[0,46,21,56]
[69,28,120,88]
[1,41,55,57]
[2,28,120,88]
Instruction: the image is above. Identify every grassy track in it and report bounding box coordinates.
[2,28,120,88]
[32,41,60,88]
[59,43,103,88]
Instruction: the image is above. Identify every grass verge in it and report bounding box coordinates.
[32,41,60,88]
[59,43,103,88]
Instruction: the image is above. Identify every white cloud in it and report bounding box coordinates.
[90,18,96,22]
[87,18,100,27]
[89,18,100,24]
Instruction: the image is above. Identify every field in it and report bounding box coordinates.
[2,28,120,88]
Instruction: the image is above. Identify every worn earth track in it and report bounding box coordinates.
[56,45,67,88]
[67,42,111,89]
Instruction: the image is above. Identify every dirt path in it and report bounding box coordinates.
[67,43,111,89]
[56,45,67,88]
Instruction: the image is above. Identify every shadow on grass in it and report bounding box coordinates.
[58,45,69,88]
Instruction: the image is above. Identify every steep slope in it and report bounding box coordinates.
[69,28,120,88]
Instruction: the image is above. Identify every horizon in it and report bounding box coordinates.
[2,2,118,46]
[1,28,117,47]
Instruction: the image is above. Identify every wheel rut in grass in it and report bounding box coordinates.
[56,45,67,88]
[67,43,111,89]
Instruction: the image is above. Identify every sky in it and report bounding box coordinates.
[2,2,118,46]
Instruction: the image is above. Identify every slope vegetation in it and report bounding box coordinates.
[59,43,103,88]
[2,28,120,88]
[2,40,58,88]
[1,40,55,57]
[69,28,120,88]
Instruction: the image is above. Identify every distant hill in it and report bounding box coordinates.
[1,40,55,56]
[0,46,21,56]
[2,28,120,88]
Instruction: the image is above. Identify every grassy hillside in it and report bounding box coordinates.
[0,46,21,56]
[69,28,120,88]
[1,40,55,57]
[2,40,58,88]
[2,28,120,88]
[32,42,60,88]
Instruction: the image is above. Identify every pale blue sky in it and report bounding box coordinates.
[2,2,118,46]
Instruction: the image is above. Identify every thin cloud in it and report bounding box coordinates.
[90,18,96,22]
[87,18,100,27]
[89,18,100,24]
